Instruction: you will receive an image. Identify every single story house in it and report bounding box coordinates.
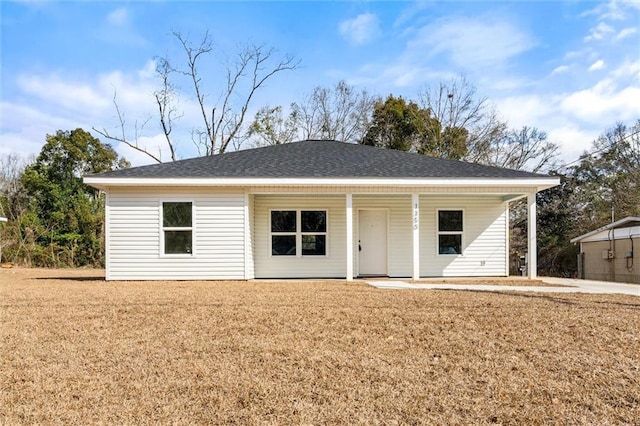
[84,140,559,281]
[571,216,639,284]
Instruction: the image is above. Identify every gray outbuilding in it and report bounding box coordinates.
[571,217,640,284]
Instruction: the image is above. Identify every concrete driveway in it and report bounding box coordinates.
[367,277,640,296]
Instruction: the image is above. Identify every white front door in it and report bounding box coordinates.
[358,210,388,276]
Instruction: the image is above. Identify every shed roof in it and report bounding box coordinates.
[571,216,640,243]
[89,140,550,180]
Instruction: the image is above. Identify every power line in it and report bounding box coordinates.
[555,128,640,172]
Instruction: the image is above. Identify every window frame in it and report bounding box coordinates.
[270,210,298,257]
[160,200,195,257]
[437,209,464,256]
[269,209,329,258]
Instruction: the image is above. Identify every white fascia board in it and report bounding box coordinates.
[572,225,640,243]
[570,216,640,243]
[84,176,560,192]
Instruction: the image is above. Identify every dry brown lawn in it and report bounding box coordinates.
[1,268,638,425]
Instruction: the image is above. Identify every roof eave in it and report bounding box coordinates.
[570,216,640,243]
[84,176,560,192]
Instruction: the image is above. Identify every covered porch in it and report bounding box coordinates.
[249,186,541,280]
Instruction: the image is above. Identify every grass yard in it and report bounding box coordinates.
[1,268,638,425]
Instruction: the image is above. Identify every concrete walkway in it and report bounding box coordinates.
[366,277,640,296]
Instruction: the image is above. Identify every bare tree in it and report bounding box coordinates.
[248,80,376,146]
[94,92,162,162]
[95,31,298,162]
[247,105,299,146]
[572,120,640,225]
[154,57,181,161]
[0,153,30,221]
[481,126,560,173]
[293,80,376,142]
[418,75,506,163]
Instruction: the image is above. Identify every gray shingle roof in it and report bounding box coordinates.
[89,140,549,179]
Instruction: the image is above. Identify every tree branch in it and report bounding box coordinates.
[92,92,162,163]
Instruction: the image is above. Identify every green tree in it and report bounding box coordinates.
[361,95,422,152]
[536,173,581,276]
[21,129,129,266]
[420,75,505,162]
[572,120,640,228]
[360,95,467,158]
[527,120,639,277]
[248,105,299,146]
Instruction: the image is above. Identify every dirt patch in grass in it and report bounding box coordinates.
[1,268,638,425]
[410,277,572,287]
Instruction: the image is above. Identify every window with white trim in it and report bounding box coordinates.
[162,201,193,255]
[438,210,463,255]
[271,210,327,256]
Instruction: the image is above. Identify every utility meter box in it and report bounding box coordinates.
[601,250,615,259]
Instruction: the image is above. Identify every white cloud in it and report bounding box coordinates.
[493,93,618,164]
[3,64,208,165]
[485,76,534,92]
[17,74,111,114]
[494,94,552,129]
[99,7,147,47]
[339,13,381,46]
[0,102,79,159]
[588,60,605,71]
[564,48,595,60]
[493,59,640,163]
[547,125,600,163]
[581,0,638,22]
[551,65,570,75]
[561,78,640,124]
[393,2,432,28]
[408,15,536,68]
[584,22,615,42]
[616,27,638,40]
[610,59,640,79]
[493,94,599,163]
[571,60,639,140]
[107,7,128,27]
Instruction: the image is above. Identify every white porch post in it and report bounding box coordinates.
[412,193,420,280]
[346,193,354,281]
[243,192,252,280]
[527,193,537,279]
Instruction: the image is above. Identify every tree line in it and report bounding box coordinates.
[0,129,128,267]
[1,32,638,273]
[1,119,637,273]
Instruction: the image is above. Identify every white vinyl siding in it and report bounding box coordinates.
[420,196,508,277]
[106,187,246,280]
[104,188,509,280]
[254,195,345,278]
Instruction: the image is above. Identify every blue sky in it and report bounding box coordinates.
[1,0,639,166]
